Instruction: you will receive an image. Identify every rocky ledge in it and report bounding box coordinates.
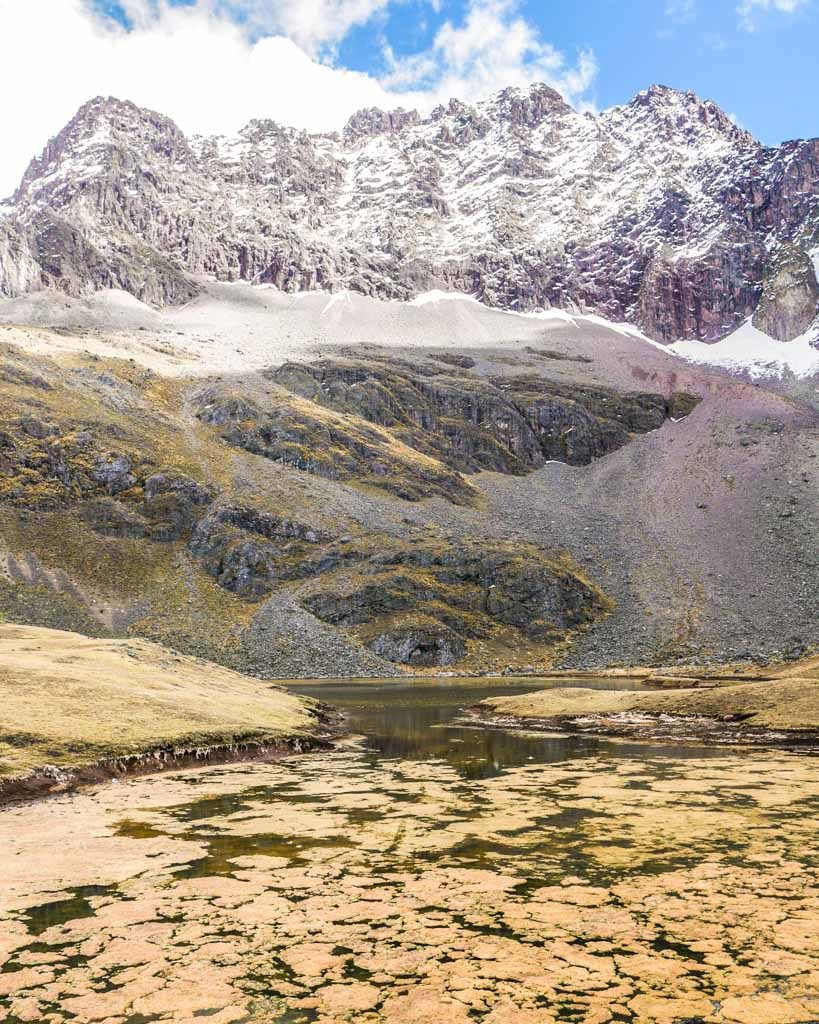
[189,522,613,670]
[270,357,700,475]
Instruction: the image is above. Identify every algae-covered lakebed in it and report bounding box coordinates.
[0,677,817,1024]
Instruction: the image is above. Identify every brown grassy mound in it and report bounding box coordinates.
[0,623,327,783]
[479,655,819,733]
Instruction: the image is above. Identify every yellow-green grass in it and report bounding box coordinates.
[481,659,819,731]
[0,623,324,780]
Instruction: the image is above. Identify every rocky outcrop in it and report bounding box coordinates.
[0,220,41,298]
[753,245,819,341]
[193,384,478,505]
[75,474,213,542]
[272,358,700,472]
[368,621,466,667]
[300,539,612,667]
[0,394,216,541]
[181,500,613,666]
[191,362,698,508]
[140,473,214,541]
[1,87,817,342]
[344,107,421,139]
[188,505,331,599]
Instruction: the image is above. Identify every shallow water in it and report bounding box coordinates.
[287,677,738,775]
[0,678,817,1024]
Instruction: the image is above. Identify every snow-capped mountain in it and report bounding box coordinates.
[1,83,818,343]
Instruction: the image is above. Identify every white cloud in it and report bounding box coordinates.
[665,0,697,23]
[737,0,811,30]
[0,0,391,197]
[100,0,391,49]
[382,0,597,107]
[0,0,598,199]
[213,0,392,54]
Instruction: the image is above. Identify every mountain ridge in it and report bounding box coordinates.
[1,82,818,346]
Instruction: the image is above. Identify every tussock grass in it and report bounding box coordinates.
[0,623,321,779]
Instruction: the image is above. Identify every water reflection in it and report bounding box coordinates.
[289,678,735,777]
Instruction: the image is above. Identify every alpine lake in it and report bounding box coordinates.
[1,677,817,1024]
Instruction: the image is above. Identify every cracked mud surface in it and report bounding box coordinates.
[0,681,817,1024]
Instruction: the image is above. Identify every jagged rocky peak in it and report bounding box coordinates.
[344,106,421,139]
[237,118,297,144]
[430,97,474,120]
[11,95,197,238]
[626,83,756,146]
[15,96,191,203]
[488,83,572,128]
[1,83,817,344]
[360,83,570,138]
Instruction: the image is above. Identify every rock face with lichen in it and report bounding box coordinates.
[298,538,612,667]
[1,85,817,342]
[753,245,819,341]
[270,358,700,474]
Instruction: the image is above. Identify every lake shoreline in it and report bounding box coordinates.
[465,705,819,750]
[469,660,819,750]
[0,623,347,809]
[0,711,345,809]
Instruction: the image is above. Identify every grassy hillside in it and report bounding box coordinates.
[0,623,327,783]
[0,327,816,675]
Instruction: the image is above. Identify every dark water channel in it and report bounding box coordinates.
[288,677,735,778]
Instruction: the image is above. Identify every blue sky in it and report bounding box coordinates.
[98,0,815,144]
[341,0,817,145]
[1,0,816,198]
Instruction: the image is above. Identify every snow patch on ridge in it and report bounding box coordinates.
[670,319,819,379]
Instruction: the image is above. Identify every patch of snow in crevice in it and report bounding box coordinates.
[669,319,819,379]
[810,245,819,282]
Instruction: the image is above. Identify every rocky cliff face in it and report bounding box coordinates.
[0,219,40,298]
[2,85,818,341]
[753,245,819,341]
[0,347,615,671]
[270,357,699,472]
